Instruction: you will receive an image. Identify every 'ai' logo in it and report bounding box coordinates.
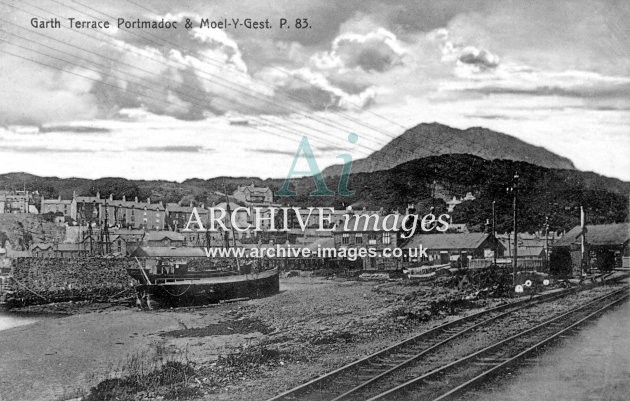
[275,133,358,197]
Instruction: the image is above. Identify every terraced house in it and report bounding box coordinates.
[333,214,405,270]
[73,193,165,230]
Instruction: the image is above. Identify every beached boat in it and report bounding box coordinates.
[127,188,280,308]
[128,266,279,308]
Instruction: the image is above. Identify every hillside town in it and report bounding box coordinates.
[1,183,627,280]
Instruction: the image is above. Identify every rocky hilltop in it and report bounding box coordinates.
[322,123,576,176]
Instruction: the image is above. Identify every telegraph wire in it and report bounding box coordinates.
[5,0,380,147]
[0,22,369,152]
[98,0,494,160]
[0,46,322,147]
[52,0,398,145]
[1,11,376,152]
[93,0,410,133]
[4,0,492,176]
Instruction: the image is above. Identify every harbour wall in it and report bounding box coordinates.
[5,257,137,307]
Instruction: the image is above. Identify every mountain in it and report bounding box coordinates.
[322,123,576,176]
[273,154,628,233]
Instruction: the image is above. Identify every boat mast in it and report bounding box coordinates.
[103,199,111,255]
[223,184,241,274]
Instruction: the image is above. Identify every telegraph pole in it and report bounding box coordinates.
[507,173,519,286]
[544,216,549,271]
[492,200,497,266]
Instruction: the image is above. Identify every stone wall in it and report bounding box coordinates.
[6,257,136,307]
[0,214,66,250]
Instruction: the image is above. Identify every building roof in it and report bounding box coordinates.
[144,231,185,242]
[167,204,208,214]
[112,229,146,237]
[56,243,84,252]
[29,243,54,251]
[6,249,31,258]
[516,247,545,257]
[132,246,207,257]
[214,201,246,211]
[236,184,271,194]
[554,223,629,247]
[403,233,498,250]
[42,198,73,204]
[75,196,165,211]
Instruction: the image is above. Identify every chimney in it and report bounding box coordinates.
[122,195,126,202]
[135,196,138,203]
[147,197,151,204]
[190,201,193,207]
[72,190,76,200]
[96,191,100,199]
[109,194,113,201]
[201,203,205,209]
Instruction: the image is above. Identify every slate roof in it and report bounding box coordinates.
[144,231,185,242]
[167,204,208,214]
[29,243,54,251]
[75,197,164,211]
[554,223,629,247]
[132,246,207,257]
[41,199,72,204]
[403,233,497,250]
[56,243,84,252]
[515,247,546,257]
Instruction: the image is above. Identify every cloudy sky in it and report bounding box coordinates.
[0,0,629,181]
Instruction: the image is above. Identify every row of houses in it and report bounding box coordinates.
[40,183,278,231]
[28,229,190,258]
[5,221,628,275]
[0,190,38,214]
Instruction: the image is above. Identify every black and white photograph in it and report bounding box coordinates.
[0,1,628,400]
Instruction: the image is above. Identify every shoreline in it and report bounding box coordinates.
[1,276,625,401]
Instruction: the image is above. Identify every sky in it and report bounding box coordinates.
[0,0,629,181]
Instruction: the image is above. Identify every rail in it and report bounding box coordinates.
[368,287,628,401]
[267,286,581,401]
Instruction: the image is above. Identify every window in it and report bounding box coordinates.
[383,232,391,245]
[355,234,363,244]
[342,233,350,245]
[368,234,377,245]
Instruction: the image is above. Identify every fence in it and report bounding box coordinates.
[469,258,545,272]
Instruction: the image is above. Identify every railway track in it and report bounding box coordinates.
[267,286,616,401]
[368,286,628,401]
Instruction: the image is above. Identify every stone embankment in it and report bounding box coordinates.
[5,257,136,307]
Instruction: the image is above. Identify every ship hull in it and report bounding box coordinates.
[132,268,279,308]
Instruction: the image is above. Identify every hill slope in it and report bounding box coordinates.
[322,122,576,176]
[0,154,627,233]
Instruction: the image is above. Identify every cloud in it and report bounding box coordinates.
[441,66,630,108]
[247,148,297,156]
[0,145,96,153]
[134,145,212,153]
[39,125,111,134]
[0,55,101,125]
[312,27,407,73]
[458,46,499,69]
